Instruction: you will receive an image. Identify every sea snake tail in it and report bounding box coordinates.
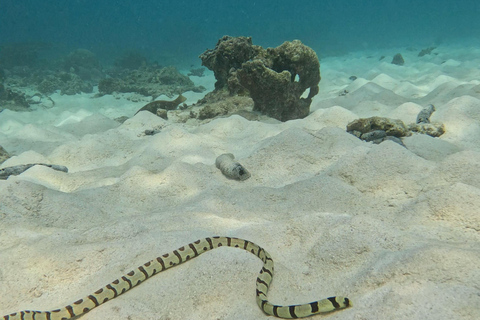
[2,236,350,319]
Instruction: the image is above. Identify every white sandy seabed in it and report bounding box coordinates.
[0,44,479,320]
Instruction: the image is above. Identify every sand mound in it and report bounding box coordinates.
[1,45,479,320]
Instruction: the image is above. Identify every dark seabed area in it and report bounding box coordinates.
[1,0,479,66]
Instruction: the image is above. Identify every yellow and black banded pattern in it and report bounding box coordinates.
[2,237,350,319]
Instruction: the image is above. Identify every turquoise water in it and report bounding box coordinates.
[1,0,479,66]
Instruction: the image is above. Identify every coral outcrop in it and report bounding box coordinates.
[347,117,410,140]
[347,105,445,145]
[199,36,261,91]
[0,83,30,111]
[35,72,94,95]
[188,68,205,77]
[199,36,321,121]
[98,66,205,98]
[418,47,436,57]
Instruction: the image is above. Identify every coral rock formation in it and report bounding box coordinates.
[135,94,186,115]
[194,90,254,121]
[199,36,321,121]
[347,106,446,145]
[199,36,261,91]
[409,104,445,137]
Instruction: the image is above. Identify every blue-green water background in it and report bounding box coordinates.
[1,0,479,66]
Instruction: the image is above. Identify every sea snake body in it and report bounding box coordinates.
[2,236,350,319]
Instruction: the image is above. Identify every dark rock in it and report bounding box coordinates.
[391,53,405,66]
[349,76,357,81]
[418,47,436,57]
[0,145,10,164]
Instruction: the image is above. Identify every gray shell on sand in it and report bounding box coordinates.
[215,153,251,181]
[0,163,68,180]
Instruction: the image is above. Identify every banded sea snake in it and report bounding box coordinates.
[2,236,350,319]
